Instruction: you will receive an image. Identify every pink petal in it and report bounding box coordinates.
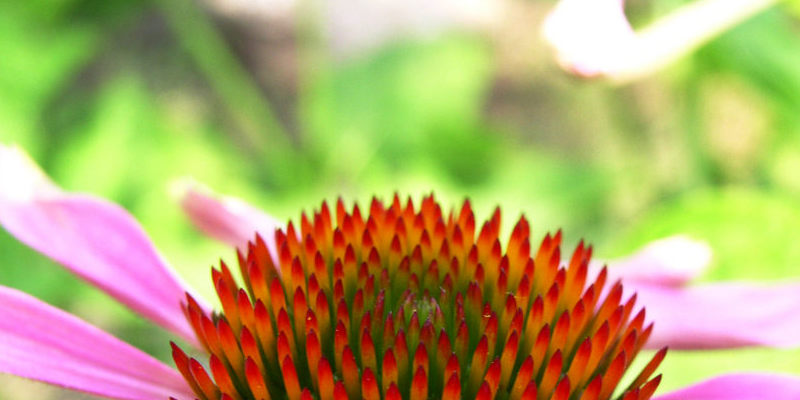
[542,0,636,76]
[592,236,712,287]
[0,146,204,344]
[634,281,800,349]
[175,179,281,256]
[655,373,800,400]
[0,285,194,400]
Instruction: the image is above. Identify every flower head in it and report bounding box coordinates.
[3,144,800,400]
[173,195,665,400]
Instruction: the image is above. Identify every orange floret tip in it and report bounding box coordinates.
[475,382,493,400]
[173,195,664,400]
[382,348,399,392]
[553,378,572,400]
[244,357,270,400]
[386,383,402,400]
[281,356,302,400]
[442,373,462,400]
[361,368,380,400]
[317,358,334,400]
[209,354,235,396]
[410,367,428,400]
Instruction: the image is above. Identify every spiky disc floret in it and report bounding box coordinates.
[173,195,665,400]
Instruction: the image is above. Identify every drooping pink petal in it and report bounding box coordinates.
[654,373,800,400]
[633,281,800,349]
[542,0,636,77]
[591,236,712,287]
[0,286,194,400]
[175,179,281,256]
[0,145,205,344]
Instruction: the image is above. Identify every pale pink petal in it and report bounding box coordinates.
[542,0,636,77]
[633,281,800,349]
[0,286,194,400]
[0,146,62,201]
[0,145,204,344]
[654,373,800,400]
[174,179,281,256]
[591,236,712,287]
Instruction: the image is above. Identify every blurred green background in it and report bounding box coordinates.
[2,0,800,398]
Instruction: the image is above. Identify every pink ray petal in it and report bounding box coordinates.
[0,285,194,400]
[633,281,800,349]
[0,145,205,344]
[591,236,712,287]
[174,179,281,259]
[654,373,800,400]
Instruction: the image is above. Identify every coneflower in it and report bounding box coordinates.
[2,144,800,400]
[173,195,664,400]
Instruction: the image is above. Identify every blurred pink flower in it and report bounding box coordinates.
[542,0,779,81]
[2,144,800,399]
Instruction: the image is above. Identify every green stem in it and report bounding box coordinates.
[156,0,294,157]
[611,0,780,82]
[295,0,329,147]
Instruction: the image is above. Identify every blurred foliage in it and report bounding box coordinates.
[1,0,800,398]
